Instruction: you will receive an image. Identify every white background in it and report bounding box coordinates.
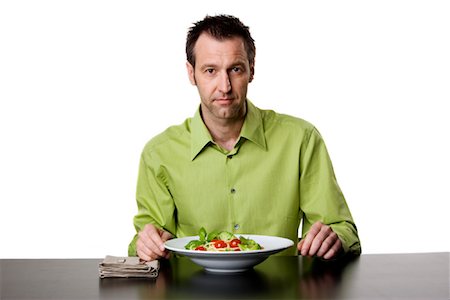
[1,1,449,258]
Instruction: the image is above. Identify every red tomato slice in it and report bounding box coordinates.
[195,246,206,251]
[229,238,241,248]
[213,240,227,248]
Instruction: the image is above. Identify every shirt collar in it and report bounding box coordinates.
[240,100,267,150]
[190,107,213,160]
[190,99,267,161]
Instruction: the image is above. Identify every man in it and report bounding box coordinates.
[129,15,361,261]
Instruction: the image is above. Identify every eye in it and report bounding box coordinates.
[231,66,242,73]
[205,68,215,74]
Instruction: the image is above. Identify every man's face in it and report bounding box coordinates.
[186,33,254,124]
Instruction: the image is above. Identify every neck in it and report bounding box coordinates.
[201,106,246,152]
[209,121,243,151]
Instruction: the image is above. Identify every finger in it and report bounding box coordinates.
[136,250,150,261]
[137,234,163,260]
[300,221,322,256]
[323,238,342,260]
[136,239,153,261]
[137,248,156,261]
[149,228,168,253]
[160,230,174,243]
[316,231,338,257]
[297,239,304,251]
[138,236,165,261]
[163,251,172,260]
[309,224,332,256]
[160,231,174,259]
[139,227,166,258]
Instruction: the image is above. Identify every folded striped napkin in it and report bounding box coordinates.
[99,255,159,278]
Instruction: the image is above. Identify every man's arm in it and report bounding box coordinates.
[299,127,361,258]
[128,150,176,260]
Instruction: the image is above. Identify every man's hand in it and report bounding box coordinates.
[297,221,342,260]
[136,224,174,261]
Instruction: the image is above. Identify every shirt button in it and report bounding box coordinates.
[234,224,240,230]
[230,188,236,194]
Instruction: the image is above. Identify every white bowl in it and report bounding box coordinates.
[164,234,294,273]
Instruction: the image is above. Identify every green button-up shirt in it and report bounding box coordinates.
[129,100,361,256]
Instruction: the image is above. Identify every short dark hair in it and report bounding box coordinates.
[186,14,256,68]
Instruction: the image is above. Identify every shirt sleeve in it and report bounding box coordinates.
[128,150,177,256]
[299,127,361,256]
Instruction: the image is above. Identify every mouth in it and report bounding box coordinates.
[214,98,234,104]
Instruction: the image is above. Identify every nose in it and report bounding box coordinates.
[218,71,231,94]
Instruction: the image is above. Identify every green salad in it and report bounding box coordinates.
[184,227,262,252]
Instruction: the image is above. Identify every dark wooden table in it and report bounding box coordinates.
[1,252,448,299]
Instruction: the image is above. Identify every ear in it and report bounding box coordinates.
[249,64,255,83]
[186,62,196,85]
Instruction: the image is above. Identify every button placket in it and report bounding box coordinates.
[225,149,239,234]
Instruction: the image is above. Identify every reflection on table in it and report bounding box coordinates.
[2,253,448,300]
[100,254,358,299]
